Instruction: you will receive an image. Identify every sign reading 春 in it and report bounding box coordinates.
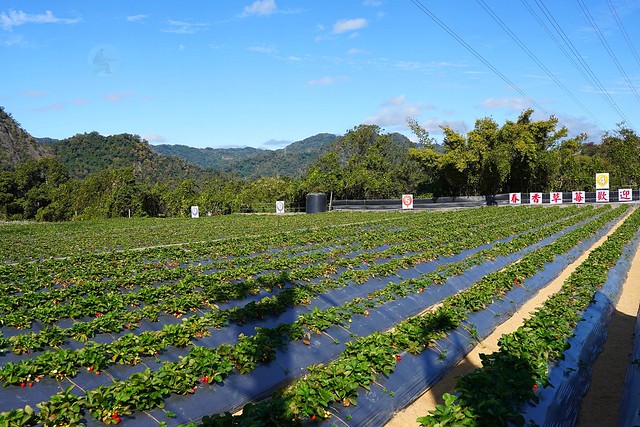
[509,193,521,205]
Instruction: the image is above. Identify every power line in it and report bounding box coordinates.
[475,0,606,129]
[576,0,640,107]
[407,0,552,119]
[606,0,640,70]
[524,0,634,128]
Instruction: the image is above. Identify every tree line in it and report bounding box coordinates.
[1,109,638,221]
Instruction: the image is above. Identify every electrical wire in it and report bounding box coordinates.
[606,0,640,70]
[475,0,606,129]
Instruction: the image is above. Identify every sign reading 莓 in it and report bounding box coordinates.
[572,191,585,204]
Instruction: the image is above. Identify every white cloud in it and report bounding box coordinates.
[21,90,47,97]
[243,0,278,16]
[333,18,367,34]
[363,96,435,127]
[33,102,65,112]
[163,19,208,34]
[126,14,148,22]
[104,91,134,102]
[364,0,383,6]
[261,138,291,148]
[248,44,277,54]
[142,133,167,143]
[307,76,348,86]
[72,98,88,105]
[478,97,532,112]
[0,10,80,31]
[3,34,26,46]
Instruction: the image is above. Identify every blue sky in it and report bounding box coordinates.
[1,0,639,149]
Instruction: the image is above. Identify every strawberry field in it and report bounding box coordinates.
[1,205,639,427]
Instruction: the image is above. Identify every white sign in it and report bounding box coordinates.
[619,189,633,202]
[509,193,521,205]
[572,191,586,204]
[275,200,285,214]
[529,192,542,205]
[402,194,414,210]
[549,192,563,205]
[596,190,609,203]
[596,173,609,189]
[190,205,199,218]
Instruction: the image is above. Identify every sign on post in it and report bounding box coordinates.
[596,173,609,190]
[402,194,414,210]
[529,192,542,205]
[549,192,563,205]
[509,193,521,205]
[596,190,609,203]
[619,189,633,202]
[275,200,285,214]
[572,191,585,204]
[190,206,199,218]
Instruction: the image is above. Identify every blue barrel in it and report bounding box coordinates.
[306,193,327,213]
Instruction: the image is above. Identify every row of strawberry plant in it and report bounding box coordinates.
[0,205,564,378]
[416,206,640,426]
[0,206,560,343]
[185,205,629,425]
[0,206,620,425]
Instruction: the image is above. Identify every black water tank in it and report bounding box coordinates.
[306,193,327,213]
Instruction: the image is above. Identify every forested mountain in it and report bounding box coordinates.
[152,133,338,178]
[47,132,212,183]
[0,106,52,171]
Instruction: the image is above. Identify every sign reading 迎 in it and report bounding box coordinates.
[618,188,633,202]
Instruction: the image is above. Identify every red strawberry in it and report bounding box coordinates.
[19,382,25,387]
[396,355,402,361]
[28,382,33,387]
[311,414,316,421]
[88,366,94,371]
[96,312,102,317]
[533,384,538,390]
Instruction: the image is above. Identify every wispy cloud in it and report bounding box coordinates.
[2,34,26,46]
[72,98,89,105]
[247,44,278,54]
[104,91,134,103]
[163,19,208,34]
[261,138,291,148]
[333,18,367,34]
[142,133,167,143]
[307,76,348,86]
[21,90,47,97]
[478,97,532,112]
[242,0,278,16]
[0,10,81,31]
[33,102,65,112]
[126,14,148,22]
[363,95,434,127]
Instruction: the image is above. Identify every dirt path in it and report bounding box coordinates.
[385,211,633,427]
[575,232,640,426]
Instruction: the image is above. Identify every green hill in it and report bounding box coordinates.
[0,106,52,171]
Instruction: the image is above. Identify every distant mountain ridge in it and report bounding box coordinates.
[151,133,338,178]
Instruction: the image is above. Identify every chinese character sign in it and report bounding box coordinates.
[572,191,585,204]
[549,192,563,204]
[275,201,285,214]
[509,193,521,205]
[618,189,633,202]
[596,190,609,203]
[190,206,199,218]
[529,192,542,205]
